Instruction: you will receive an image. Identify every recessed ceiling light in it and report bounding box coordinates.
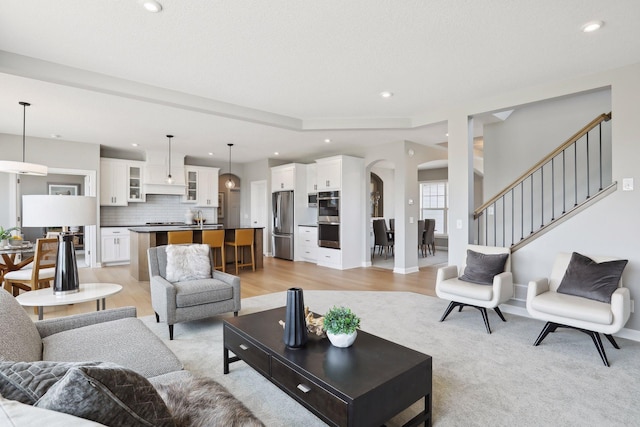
[581,20,603,33]
[142,0,163,13]
[50,134,61,139]
[380,91,394,99]
[274,152,279,156]
[445,133,449,137]
[131,143,139,147]
[208,152,213,156]
[324,139,331,143]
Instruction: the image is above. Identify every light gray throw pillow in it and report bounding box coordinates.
[165,244,211,282]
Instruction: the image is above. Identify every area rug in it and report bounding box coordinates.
[141,291,640,426]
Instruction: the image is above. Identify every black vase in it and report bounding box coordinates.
[283,288,308,349]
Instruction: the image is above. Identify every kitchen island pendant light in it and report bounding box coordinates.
[0,102,48,176]
[166,134,174,184]
[225,143,235,189]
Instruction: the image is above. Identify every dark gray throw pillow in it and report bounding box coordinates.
[0,361,103,404]
[34,365,176,427]
[557,252,628,303]
[459,249,509,285]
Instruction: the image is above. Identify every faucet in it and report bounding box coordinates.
[196,210,204,229]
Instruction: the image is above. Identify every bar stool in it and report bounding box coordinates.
[167,230,193,244]
[225,229,255,274]
[202,229,225,272]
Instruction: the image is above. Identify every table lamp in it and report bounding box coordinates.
[22,195,97,295]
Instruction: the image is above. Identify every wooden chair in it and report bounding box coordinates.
[225,229,255,274]
[4,238,58,297]
[167,230,193,244]
[202,229,225,272]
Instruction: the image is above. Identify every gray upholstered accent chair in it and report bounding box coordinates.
[436,244,513,334]
[526,252,630,367]
[148,245,241,340]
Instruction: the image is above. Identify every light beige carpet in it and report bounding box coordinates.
[141,291,640,426]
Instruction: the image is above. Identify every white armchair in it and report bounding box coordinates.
[436,245,513,334]
[526,252,630,366]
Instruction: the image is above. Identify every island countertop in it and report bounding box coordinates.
[129,226,264,281]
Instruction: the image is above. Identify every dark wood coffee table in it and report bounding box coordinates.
[223,307,432,427]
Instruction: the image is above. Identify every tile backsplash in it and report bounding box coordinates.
[100,194,218,226]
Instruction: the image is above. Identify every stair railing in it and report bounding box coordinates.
[474,112,612,248]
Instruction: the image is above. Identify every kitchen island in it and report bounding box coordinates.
[128,225,264,281]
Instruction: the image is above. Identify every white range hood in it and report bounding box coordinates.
[143,150,187,195]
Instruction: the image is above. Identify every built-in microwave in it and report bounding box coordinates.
[308,193,317,207]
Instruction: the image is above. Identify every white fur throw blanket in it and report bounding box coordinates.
[165,244,212,282]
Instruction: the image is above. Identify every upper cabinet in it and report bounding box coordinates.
[100,159,128,206]
[306,163,317,193]
[101,159,146,206]
[315,157,342,190]
[127,162,145,203]
[271,164,296,192]
[183,166,220,207]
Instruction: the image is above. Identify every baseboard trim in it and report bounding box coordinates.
[394,266,419,274]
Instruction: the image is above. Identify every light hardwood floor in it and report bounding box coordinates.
[24,258,445,320]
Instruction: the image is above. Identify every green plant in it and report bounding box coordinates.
[0,226,20,240]
[323,306,361,335]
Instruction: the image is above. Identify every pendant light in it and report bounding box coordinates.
[166,134,174,184]
[225,143,235,189]
[0,101,48,176]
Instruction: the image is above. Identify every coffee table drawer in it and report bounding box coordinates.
[225,328,270,376]
[271,357,348,427]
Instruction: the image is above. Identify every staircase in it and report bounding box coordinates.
[474,112,615,251]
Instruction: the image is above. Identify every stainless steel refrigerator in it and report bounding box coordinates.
[272,190,294,260]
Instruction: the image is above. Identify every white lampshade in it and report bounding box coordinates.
[22,195,97,227]
[0,160,48,176]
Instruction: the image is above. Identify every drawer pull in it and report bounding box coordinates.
[297,384,311,393]
[239,344,249,351]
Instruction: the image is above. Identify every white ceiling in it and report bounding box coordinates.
[1,0,639,164]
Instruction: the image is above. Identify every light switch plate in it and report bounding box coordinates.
[456,219,463,229]
[623,178,634,191]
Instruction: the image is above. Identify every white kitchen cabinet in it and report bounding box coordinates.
[316,157,342,190]
[271,165,296,192]
[298,226,318,262]
[183,166,220,206]
[127,162,145,202]
[306,163,318,193]
[101,227,130,264]
[314,155,363,270]
[100,159,128,206]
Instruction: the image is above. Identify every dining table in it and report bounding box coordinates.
[1,243,35,291]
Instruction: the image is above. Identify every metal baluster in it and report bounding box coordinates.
[511,188,515,246]
[551,158,555,220]
[485,207,488,245]
[586,131,590,199]
[520,181,524,240]
[599,122,603,191]
[493,202,497,246]
[530,174,534,234]
[574,142,578,207]
[502,197,505,247]
[540,167,544,228]
[562,149,566,214]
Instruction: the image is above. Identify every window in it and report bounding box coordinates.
[420,181,448,234]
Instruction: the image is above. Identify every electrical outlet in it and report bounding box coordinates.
[631,300,635,313]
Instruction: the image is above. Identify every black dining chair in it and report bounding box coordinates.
[373,219,394,259]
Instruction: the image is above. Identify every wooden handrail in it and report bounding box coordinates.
[474,112,611,218]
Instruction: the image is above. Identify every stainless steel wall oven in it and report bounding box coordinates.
[318,191,340,248]
[317,191,340,223]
